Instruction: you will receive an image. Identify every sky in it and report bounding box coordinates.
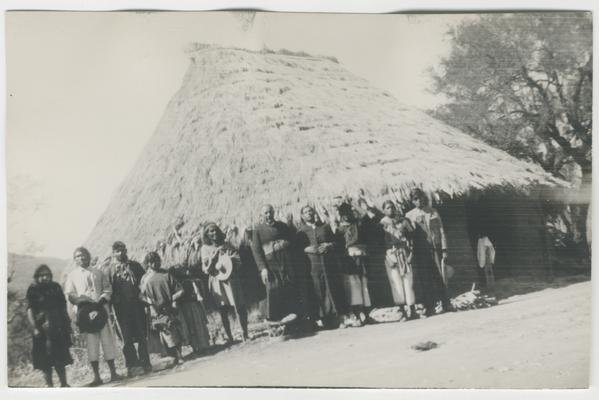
[5,11,469,258]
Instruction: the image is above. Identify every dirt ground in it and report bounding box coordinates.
[119,278,591,389]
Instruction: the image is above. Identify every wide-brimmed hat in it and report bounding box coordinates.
[76,302,108,333]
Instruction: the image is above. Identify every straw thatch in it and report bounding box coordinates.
[85,45,565,258]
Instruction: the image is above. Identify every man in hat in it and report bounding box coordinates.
[251,204,299,325]
[104,241,151,377]
[64,247,123,386]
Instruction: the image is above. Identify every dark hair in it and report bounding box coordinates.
[112,241,127,251]
[202,222,225,245]
[337,202,354,220]
[73,246,90,259]
[33,264,52,280]
[144,251,161,267]
[410,188,428,205]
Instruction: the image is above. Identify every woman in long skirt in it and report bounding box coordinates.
[335,202,372,327]
[380,200,417,319]
[296,205,347,328]
[201,222,249,342]
[406,188,452,315]
[140,252,185,364]
[26,264,73,387]
[168,260,211,354]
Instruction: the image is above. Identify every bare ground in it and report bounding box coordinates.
[118,277,591,389]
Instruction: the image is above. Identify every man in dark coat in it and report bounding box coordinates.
[251,204,299,323]
[104,241,151,376]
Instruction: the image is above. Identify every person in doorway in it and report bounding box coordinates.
[477,233,497,300]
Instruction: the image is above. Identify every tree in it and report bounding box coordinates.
[431,13,592,184]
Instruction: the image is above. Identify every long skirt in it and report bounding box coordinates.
[32,331,73,370]
[342,256,371,307]
[178,301,210,351]
[307,253,347,318]
[262,250,300,321]
[384,257,415,306]
[208,274,245,309]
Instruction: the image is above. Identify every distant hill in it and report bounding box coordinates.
[7,253,70,295]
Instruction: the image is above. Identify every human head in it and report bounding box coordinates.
[33,264,53,284]
[203,222,225,246]
[112,241,128,262]
[337,202,354,223]
[301,205,316,224]
[382,200,397,218]
[261,204,275,224]
[410,188,428,209]
[73,247,91,268]
[144,251,162,271]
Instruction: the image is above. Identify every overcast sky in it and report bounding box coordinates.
[6,11,469,258]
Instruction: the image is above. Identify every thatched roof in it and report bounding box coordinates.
[85,45,564,257]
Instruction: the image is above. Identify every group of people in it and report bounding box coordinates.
[26,188,493,387]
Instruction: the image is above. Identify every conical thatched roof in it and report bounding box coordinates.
[85,45,564,257]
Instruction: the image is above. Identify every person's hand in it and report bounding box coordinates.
[33,328,41,338]
[357,198,368,211]
[260,269,269,286]
[304,246,317,254]
[318,243,333,254]
[172,301,178,310]
[273,240,289,252]
[442,249,448,261]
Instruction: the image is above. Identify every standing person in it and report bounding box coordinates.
[168,263,211,354]
[335,202,372,327]
[296,205,347,328]
[477,233,497,300]
[201,222,249,342]
[139,252,185,365]
[106,241,151,376]
[406,188,452,315]
[64,247,123,386]
[379,200,417,319]
[26,264,73,387]
[251,204,299,325]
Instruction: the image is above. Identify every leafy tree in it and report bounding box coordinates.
[431,13,592,184]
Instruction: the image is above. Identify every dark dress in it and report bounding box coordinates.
[361,213,395,307]
[296,222,347,319]
[26,282,73,371]
[169,263,210,352]
[335,220,372,307]
[408,222,449,310]
[251,220,300,321]
[140,270,184,350]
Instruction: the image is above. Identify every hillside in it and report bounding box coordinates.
[7,253,69,294]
